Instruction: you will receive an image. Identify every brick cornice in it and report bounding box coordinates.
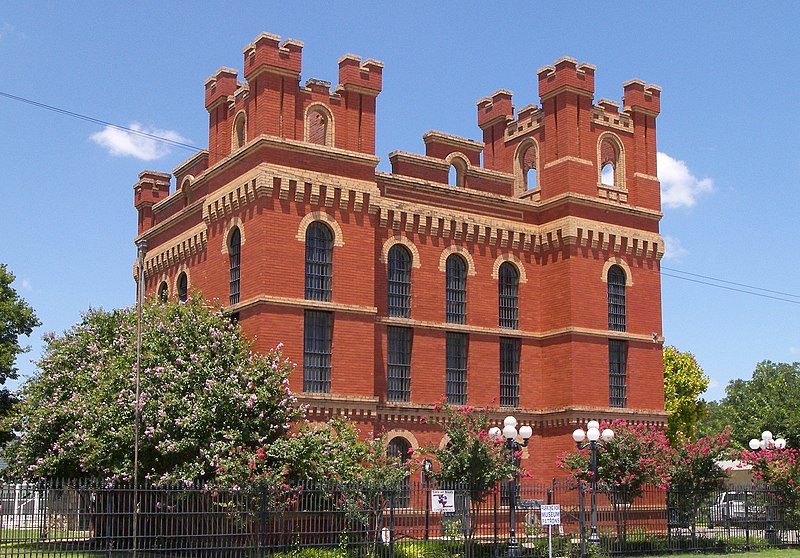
[230,295,377,315]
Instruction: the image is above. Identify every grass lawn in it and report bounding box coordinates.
[666,551,797,558]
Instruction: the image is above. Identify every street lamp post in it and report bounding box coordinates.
[489,415,533,558]
[572,420,615,546]
[748,430,786,545]
[133,239,147,558]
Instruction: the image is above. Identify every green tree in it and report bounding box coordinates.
[663,346,709,444]
[701,361,800,448]
[0,263,40,385]
[0,264,40,446]
[4,295,301,481]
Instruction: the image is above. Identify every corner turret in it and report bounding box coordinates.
[133,170,171,235]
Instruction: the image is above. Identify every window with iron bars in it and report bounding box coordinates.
[446,332,468,405]
[387,326,411,402]
[445,254,467,324]
[608,265,626,331]
[304,310,332,393]
[387,437,411,507]
[387,245,411,317]
[178,272,188,302]
[500,337,520,408]
[305,221,333,301]
[229,227,241,305]
[609,339,627,408]
[498,262,519,329]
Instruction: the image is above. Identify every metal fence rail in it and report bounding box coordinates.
[1,479,798,557]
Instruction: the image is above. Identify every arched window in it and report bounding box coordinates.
[608,265,626,331]
[177,272,188,302]
[447,157,467,187]
[305,221,333,301]
[498,263,519,329]
[445,254,467,324]
[599,137,622,188]
[233,112,246,150]
[158,281,169,303]
[387,245,411,317]
[229,227,241,305]
[387,437,411,506]
[308,109,328,146]
[520,143,537,190]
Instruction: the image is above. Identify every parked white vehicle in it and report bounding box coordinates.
[707,491,764,528]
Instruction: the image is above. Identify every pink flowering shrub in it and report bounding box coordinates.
[741,445,800,514]
[667,429,731,493]
[5,295,301,482]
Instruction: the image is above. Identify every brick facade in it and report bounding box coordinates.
[133,33,667,480]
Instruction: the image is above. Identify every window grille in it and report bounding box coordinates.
[445,254,467,324]
[305,222,333,301]
[304,310,332,393]
[387,437,411,507]
[229,227,241,305]
[499,263,519,329]
[500,337,520,408]
[609,339,627,408]
[387,327,411,402]
[446,332,468,405]
[608,265,626,331]
[387,245,411,317]
[178,272,188,302]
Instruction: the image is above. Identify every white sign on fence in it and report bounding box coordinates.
[430,490,455,513]
[540,504,561,525]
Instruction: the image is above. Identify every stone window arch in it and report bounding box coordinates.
[305,103,334,146]
[232,111,247,150]
[296,211,344,247]
[601,257,633,286]
[380,236,421,269]
[491,254,528,284]
[157,281,169,302]
[445,153,469,187]
[180,176,194,208]
[175,269,189,302]
[598,133,626,189]
[438,245,476,276]
[514,138,539,194]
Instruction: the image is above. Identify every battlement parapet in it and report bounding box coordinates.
[337,54,383,95]
[243,33,303,80]
[477,89,514,129]
[204,67,238,110]
[538,57,596,100]
[622,79,661,115]
[423,130,483,165]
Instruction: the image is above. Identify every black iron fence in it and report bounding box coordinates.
[1,478,798,557]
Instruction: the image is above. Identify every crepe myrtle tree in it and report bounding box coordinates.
[4,295,302,482]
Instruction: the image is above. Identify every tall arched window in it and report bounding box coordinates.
[308,109,329,146]
[387,437,411,506]
[599,137,622,188]
[520,143,537,190]
[387,244,412,317]
[608,265,626,331]
[305,221,333,301]
[447,157,466,187]
[177,272,188,302]
[233,112,246,150]
[229,227,241,305]
[445,254,467,324]
[158,281,169,303]
[498,262,519,329]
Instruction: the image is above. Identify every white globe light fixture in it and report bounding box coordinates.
[749,429,788,452]
[573,419,615,545]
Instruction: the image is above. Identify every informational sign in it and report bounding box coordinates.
[540,504,561,525]
[431,490,455,513]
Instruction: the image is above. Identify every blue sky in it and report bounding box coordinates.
[1,2,798,402]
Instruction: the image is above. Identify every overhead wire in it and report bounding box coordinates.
[3,89,798,307]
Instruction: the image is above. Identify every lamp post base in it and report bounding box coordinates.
[507,536,520,558]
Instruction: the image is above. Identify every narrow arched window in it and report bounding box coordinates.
[229,227,241,305]
[308,110,328,146]
[233,112,246,150]
[445,254,467,324]
[521,144,537,190]
[387,437,411,506]
[387,245,412,317]
[608,265,626,331]
[448,158,466,187]
[498,263,519,329]
[158,281,169,303]
[305,221,333,301]
[600,138,619,187]
[177,272,188,302]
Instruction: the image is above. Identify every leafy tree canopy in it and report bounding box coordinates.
[699,361,800,449]
[663,346,709,444]
[0,263,40,385]
[4,296,301,482]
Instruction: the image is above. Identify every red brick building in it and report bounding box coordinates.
[133,33,667,480]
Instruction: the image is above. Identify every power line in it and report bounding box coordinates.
[662,266,800,300]
[0,90,202,153]
[661,271,800,305]
[4,89,799,307]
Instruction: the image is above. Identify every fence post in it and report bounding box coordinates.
[388,486,395,558]
[259,484,267,558]
[493,485,499,558]
[579,483,587,558]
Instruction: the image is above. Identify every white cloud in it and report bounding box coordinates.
[662,235,688,260]
[0,22,25,41]
[657,152,714,209]
[90,123,189,161]
[707,377,720,390]
[21,279,32,291]
[790,347,800,356]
